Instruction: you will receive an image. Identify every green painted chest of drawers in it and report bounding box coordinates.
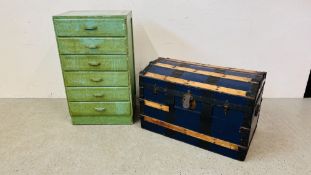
[53,11,136,125]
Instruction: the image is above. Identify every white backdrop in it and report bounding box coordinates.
[0,0,310,98]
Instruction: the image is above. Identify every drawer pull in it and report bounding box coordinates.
[93,93,104,97]
[90,77,103,82]
[86,45,99,49]
[94,107,105,112]
[88,62,101,66]
[84,26,98,30]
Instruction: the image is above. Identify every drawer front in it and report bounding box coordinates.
[69,102,131,116]
[64,72,129,87]
[54,19,126,37]
[61,55,128,71]
[57,38,127,54]
[66,87,130,102]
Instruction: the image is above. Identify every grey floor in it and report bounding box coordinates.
[0,99,310,175]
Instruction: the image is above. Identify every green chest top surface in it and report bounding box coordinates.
[53,11,136,125]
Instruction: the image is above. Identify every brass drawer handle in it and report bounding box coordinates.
[84,26,98,30]
[94,107,105,112]
[93,93,104,97]
[86,45,99,49]
[90,77,103,82]
[88,62,101,66]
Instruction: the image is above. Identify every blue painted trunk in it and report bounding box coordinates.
[139,57,266,161]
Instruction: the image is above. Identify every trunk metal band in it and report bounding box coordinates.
[153,62,257,83]
[144,72,253,99]
[142,115,242,151]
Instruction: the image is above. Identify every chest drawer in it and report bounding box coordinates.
[60,55,128,71]
[57,37,127,55]
[69,102,131,116]
[64,72,129,87]
[54,19,126,37]
[66,87,130,102]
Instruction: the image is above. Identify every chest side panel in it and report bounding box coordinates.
[125,14,136,101]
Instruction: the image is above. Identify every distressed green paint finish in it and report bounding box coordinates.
[66,87,130,102]
[57,37,127,55]
[126,17,136,105]
[61,55,128,71]
[64,72,129,87]
[54,19,126,37]
[53,11,135,124]
[53,11,130,19]
[69,102,131,116]
[72,116,133,125]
